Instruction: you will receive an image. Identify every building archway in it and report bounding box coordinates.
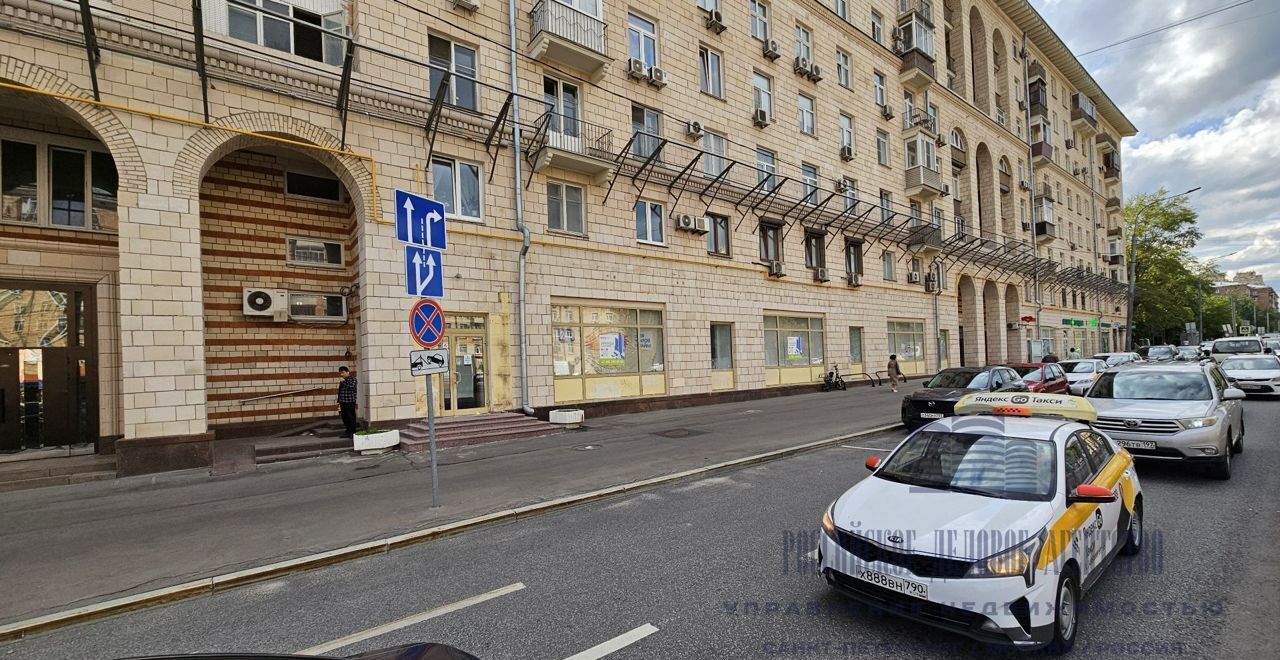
[1005,284,1022,361]
[975,143,995,237]
[983,280,1004,364]
[958,274,980,367]
[968,7,989,114]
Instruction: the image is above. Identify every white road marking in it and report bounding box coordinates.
[297,582,526,655]
[561,623,660,660]
[805,548,818,561]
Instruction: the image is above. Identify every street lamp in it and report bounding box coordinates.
[1126,187,1201,350]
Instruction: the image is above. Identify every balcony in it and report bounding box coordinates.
[528,0,610,82]
[1107,226,1123,238]
[899,49,936,92]
[902,110,938,136]
[951,142,967,169]
[1105,196,1121,210]
[1096,132,1118,154]
[1035,182,1054,201]
[905,166,945,199]
[1071,93,1098,135]
[1035,220,1057,244]
[1103,162,1121,182]
[1027,60,1046,83]
[525,112,616,183]
[1028,81,1048,118]
[1031,140,1054,166]
[1108,253,1125,266]
[898,0,935,24]
[906,224,943,255]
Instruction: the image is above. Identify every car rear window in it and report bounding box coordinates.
[1215,340,1262,354]
[1222,356,1280,370]
[1148,347,1174,359]
[1061,361,1095,374]
[1088,371,1212,401]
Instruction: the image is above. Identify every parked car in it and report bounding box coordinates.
[899,366,1028,430]
[1087,362,1245,479]
[1059,359,1109,394]
[1142,345,1178,362]
[1200,341,1214,355]
[1006,362,1071,394]
[1092,352,1142,368]
[1174,346,1203,362]
[1265,339,1280,355]
[1210,337,1265,363]
[1220,354,1280,396]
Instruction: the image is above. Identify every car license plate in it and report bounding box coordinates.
[854,567,929,600]
[1117,439,1157,450]
[919,412,944,419]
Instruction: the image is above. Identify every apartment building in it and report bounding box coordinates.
[0,0,1135,473]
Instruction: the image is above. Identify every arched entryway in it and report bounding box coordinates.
[983,280,1004,364]
[1005,284,1022,362]
[975,144,995,237]
[968,7,989,113]
[958,275,979,367]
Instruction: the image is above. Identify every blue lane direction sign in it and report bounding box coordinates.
[410,299,446,348]
[395,189,447,250]
[405,245,444,298]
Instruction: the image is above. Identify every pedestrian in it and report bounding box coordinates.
[1042,351,1060,363]
[337,366,359,438]
[1067,346,1081,359]
[887,354,904,393]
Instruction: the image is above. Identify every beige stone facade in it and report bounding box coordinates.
[0,0,1135,470]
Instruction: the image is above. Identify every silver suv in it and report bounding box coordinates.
[1086,362,1245,479]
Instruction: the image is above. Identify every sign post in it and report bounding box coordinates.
[399,188,449,508]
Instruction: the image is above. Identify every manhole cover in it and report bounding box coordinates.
[653,428,708,439]
[572,444,603,451]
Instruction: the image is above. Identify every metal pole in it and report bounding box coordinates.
[508,0,534,417]
[425,374,439,507]
[1197,280,1204,342]
[1125,214,1138,350]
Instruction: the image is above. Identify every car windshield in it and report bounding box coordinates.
[1061,361,1095,374]
[1215,340,1262,354]
[1088,371,1212,400]
[876,431,1056,501]
[1222,356,1280,371]
[1098,354,1131,366]
[1148,347,1174,359]
[925,369,989,389]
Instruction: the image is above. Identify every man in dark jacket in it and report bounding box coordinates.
[337,366,359,438]
[1042,352,1060,363]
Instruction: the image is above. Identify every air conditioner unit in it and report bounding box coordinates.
[880,105,895,120]
[450,0,478,11]
[847,273,863,287]
[839,145,854,161]
[694,215,711,233]
[243,288,288,321]
[648,66,669,87]
[794,57,811,75]
[1065,138,1076,149]
[1018,179,1031,191]
[814,267,830,282]
[753,108,771,127]
[941,184,951,197]
[705,9,727,34]
[676,213,696,231]
[767,260,785,277]
[935,135,947,147]
[1018,99,1027,111]
[1006,322,1018,331]
[925,272,939,292]
[763,39,781,60]
[686,120,705,138]
[907,271,922,284]
[626,58,648,79]
[1021,221,1031,231]
[808,64,823,82]
[288,292,348,323]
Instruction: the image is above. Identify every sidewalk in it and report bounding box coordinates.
[0,381,919,626]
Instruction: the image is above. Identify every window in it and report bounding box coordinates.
[285,171,342,202]
[756,147,777,191]
[910,256,923,277]
[949,129,964,149]
[804,231,825,269]
[1063,438,1090,494]
[795,25,813,60]
[2,139,117,231]
[753,72,773,118]
[749,0,770,41]
[547,181,585,235]
[841,178,857,211]
[905,135,938,170]
[759,221,782,262]
[879,190,893,223]
[873,71,887,107]
[909,200,922,226]
[764,315,824,368]
[888,320,926,363]
[839,114,855,150]
[876,130,890,165]
[699,46,723,97]
[836,50,851,87]
[628,14,659,67]
[703,131,727,177]
[543,77,580,137]
[931,205,944,228]
[227,0,347,66]
[801,163,819,203]
[882,251,896,280]
[871,10,884,44]
[286,237,343,268]
[903,89,915,118]
[897,13,935,57]
[849,326,864,363]
[634,199,664,244]
[1,140,38,224]
[711,323,734,370]
[631,104,662,159]
[844,240,863,276]
[428,35,478,111]
[288,292,346,320]
[49,147,86,228]
[798,94,816,135]
[698,0,719,10]
[707,213,730,256]
[431,157,481,221]
[835,0,849,20]
[551,304,665,383]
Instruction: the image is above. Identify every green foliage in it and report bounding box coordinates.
[1124,189,1209,342]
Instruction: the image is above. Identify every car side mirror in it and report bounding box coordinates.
[1223,388,1246,401]
[1068,484,1116,504]
[865,456,881,471]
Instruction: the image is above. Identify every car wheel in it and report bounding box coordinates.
[1121,502,1143,556]
[1047,570,1080,655]
[1210,439,1232,480]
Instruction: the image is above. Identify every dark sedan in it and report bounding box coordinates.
[899,365,1028,430]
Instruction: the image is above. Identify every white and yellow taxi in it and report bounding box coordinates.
[819,393,1143,653]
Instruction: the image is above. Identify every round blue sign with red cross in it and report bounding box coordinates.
[409,299,446,348]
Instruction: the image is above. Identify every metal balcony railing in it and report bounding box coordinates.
[902,110,937,134]
[898,0,934,24]
[526,111,614,161]
[1106,196,1122,209]
[530,0,607,57]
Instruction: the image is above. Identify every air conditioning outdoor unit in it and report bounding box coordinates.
[925,272,939,292]
[1065,138,1075,149]
[840,145,854,161]
[694,215,711,233]
[753,108,771,127]
[814,267,830,282]
[941,184,951,197]
[847,273,863,287]
[881,105,895,120]
[808,64,823,82]
[935,135,947,147]
[794,57,811,75]
[1007,322,1018,331]
[705,9,727,34]
[767,260,785,277]
[763,40,781,60]
[907,272,922,284]
[648,66,669,87]
[675,213,696,231]
[450,0,478,11]
[1018,179,1031,191]
[686,120,705,138]
[243,288,289,321]
[1018,99,1027,111]
[626,58,648,79]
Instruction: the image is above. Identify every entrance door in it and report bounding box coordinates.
[438,314,488,416]
[0,349,18,451]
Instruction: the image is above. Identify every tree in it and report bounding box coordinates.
[1125,189,1204,342]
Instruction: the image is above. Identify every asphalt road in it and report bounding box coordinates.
[4,399,1279,660]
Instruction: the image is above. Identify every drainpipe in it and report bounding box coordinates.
[1021,33,1042,359]
[507,0,535,416]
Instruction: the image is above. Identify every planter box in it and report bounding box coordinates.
[549,408,585,429]
[353,429,400,451]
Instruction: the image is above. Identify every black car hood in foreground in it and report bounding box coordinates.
[122,643,482,660]
[904,387,980,402]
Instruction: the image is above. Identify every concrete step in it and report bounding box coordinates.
[406,417,553,440]
[0,470,115,493]
[253,435,352,462]
[256,448,351,464]
[406,412,532,431]
[401,423,561,453]
[0,455,116,483]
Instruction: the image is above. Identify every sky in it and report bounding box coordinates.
[1032,0,1280,288]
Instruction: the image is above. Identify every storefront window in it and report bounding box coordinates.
[1,140,38,223]
[764,315,825,368]
[888,320,925,363]
[849,327,863,363]
[552,303,665,379]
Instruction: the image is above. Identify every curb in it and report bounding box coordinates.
[0,421,903,642]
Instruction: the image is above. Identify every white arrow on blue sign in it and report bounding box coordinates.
[405,245,444,298]
[395,189,448,250]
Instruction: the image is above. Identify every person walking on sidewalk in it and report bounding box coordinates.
[1067,346,1081,360]
[887,354,904,393]
[337,366,359,438]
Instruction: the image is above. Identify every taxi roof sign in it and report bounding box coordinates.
[954,393,1098,423]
